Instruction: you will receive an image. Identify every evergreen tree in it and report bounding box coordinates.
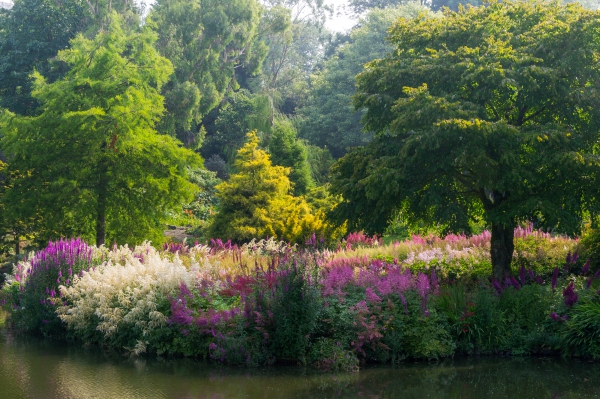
[148,0,265,146]
[0,14,202,246]
[268,119,314,196]
[211,131,340,243]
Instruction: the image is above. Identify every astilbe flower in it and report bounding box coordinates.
[345,232,381,249]
[321,264,355,297]
[365,288,381,304]
[57,246,196,338]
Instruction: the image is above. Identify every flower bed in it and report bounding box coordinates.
[2,230,598,370]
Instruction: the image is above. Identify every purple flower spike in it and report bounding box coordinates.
[491,279,503,295]
[510,276,521,290]
[519,265,527,285]
[550,312,560,321]
[399,293,408,315]
[586,276,594,290]
[563,282,578,307]
[582,259,591,275]
[528,269,535,282]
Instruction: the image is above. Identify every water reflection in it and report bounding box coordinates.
[1,331,599,398]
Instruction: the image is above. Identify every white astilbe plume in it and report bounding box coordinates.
[58,249,198,339]
[241,237,294,256]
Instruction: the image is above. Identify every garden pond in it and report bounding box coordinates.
[1,331,600,398]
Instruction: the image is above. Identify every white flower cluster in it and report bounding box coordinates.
[404,246,479,266]
[241,237,294,256]
[58,246,198,339]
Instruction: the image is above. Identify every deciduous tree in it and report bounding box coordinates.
[333,0,600,280]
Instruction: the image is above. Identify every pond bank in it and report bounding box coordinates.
[1,330,600,399]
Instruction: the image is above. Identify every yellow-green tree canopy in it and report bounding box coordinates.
[332,0,600,280]
[0,13,202,246]
[211,131,342,244]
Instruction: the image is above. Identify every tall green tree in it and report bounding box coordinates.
[268,118,313,195]
[298,3,431,158]
[148,0,265,146]
[333,0,600,280]
[0,13,201,246]
[0,0,88,116]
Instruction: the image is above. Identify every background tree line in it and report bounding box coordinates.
[2,0,600,279]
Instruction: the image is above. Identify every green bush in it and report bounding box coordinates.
[578,228,600,273]
[561,292,600,358]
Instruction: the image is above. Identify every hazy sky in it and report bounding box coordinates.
[324,0,357,32]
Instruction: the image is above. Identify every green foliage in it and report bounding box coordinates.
[184,168,222,222]
[0,0,87,116]
[0,13,202,246]
[202,90,272,162]
[513,235,578,276]
[268,119,313,196]
[561,293,600,358]
[578,227,600,272]
[149,0,264,144]
[256,258,322,362]
[299,5,432,157]
[210,131,341,244]
[305,144,334,185]
[308,338,359,371]
[334,0,600,279]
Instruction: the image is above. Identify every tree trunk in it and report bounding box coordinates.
[95,167,108,247]
[490,222,514,282]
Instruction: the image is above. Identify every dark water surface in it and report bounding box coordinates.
[1,331,600,399]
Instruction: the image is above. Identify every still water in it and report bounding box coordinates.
[1,331,600,399]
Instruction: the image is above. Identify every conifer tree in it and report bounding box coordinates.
[268,119,313,196]
[0,13,202,246]
[211,131,341,243]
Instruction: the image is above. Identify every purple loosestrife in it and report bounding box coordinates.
[582,259,591,275]
[528,268,535,282]
[510,277,521,290]
[519,265,527,285]
[399,293,409,315]
[491,279,503,295]
[586,276,595,290]
[563,282,578,307]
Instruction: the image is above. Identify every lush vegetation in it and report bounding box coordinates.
[2,229,600,370]
[2,0,600,371]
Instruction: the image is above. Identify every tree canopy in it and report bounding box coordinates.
[149,0,265,145]
[332,0,600,280]
[0,13,202,246]
[298,3,432,158]
[0,0,88,115]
